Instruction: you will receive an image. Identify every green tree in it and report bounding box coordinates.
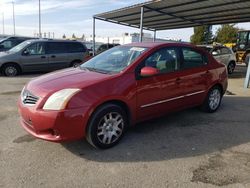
[72,33,76,39]
[190,26,213,44]
[215,24,239,44]
[62,34,66,39]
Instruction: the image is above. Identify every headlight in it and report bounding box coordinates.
[43,88,81,110]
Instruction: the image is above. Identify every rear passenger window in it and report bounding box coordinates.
[145,48,179,73]
[68,42,86,53]
[181,48,208,69]
[47,42,67,54]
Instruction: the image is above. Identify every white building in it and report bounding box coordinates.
[85,33,180,45]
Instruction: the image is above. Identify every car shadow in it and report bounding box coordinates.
[62,96,250,162]
[228,64,247,79]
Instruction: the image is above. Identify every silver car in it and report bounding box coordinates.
[0,39,88,76]
[198,45,237,74]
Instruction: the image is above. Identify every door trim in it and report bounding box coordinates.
[141,90,205,108]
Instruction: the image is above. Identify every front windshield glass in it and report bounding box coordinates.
[80,46,148,74]
[8,41,31,53]
[237,31,248,44]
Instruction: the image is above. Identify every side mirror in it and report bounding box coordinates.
[212,51,219,56]
[140,66,158,77]
[22,50,30,56]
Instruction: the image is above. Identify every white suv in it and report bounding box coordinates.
[198,45,236,74]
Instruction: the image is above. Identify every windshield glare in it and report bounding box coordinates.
[8,41,31,53]
[80,46,147,73]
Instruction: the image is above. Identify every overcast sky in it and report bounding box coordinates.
[1,0,250,41]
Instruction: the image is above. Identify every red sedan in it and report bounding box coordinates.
[18,42,228,149]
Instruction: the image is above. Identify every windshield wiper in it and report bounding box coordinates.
[81,66,109,74]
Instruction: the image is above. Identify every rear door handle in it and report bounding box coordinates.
[51,55,56,58]
[175,77,182,84]
[41,56,46,59]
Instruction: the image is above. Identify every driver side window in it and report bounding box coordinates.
[144,48,179,73]
[25,42,45,55]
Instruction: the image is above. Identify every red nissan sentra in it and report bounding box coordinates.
[18,42,228,149]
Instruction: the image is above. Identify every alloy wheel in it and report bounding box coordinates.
[208,89,221,110]
[97,112,124,145]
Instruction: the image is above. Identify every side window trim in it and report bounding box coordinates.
[135,46,181,79]
[180,47,208,70]
[23,42,45,56]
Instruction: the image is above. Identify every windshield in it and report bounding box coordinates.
[237,31,248,44]
[80,46,147,74]
[8,41,31,53]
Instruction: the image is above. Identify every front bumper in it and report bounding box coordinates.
[18,99,90,142]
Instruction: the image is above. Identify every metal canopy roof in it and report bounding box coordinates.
[94,0,250,31]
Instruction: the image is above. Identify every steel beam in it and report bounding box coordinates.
[139,6,144,42]
[92,17,95,56]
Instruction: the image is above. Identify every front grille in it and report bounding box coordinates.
[22,90,39,106]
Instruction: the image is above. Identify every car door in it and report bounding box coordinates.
[136,47,184,121]
[47,42,70,71]
[219,47,231,66]
[20,42,49,72]
[178,47,210,107]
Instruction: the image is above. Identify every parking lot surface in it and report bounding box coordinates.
[0,65,250,188]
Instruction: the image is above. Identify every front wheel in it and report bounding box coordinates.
[86,104,127,149]
[2,64,20,77]
[200,86,222,113]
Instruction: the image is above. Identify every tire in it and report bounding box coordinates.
[2,63,20,77]
[86,103,128,149]
[227,61,235,74]
[200,85,222,113]
[71,60,82,68]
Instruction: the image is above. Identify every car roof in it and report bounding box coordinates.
[25,39,83,43]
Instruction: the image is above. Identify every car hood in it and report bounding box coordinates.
[26,68,114,97]
[0,51,10,57]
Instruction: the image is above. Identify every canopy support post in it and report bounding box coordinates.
[153,30,156,42]
[139,6,144,42]
[244,58,250,88]
[92,17,96,56]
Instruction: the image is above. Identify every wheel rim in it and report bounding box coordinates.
[228,63,234,74]
[5,66,17,76]
[97,112,124,145]
[209,89,221,110]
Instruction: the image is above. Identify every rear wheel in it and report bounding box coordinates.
[2,63,20,77]
[227,61,235,74]
[201,86,222,113]
[86,103,127,149]
[71,60,82,68]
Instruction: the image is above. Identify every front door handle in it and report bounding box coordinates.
[51,55,56,58]
[201,71,210,77]
[41,56,46,59]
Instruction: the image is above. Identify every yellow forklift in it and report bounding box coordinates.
[235,30,250,66]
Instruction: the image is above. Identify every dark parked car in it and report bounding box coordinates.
[96,43,120,54]
[18,42,227,149]
[0,39,88,76]
[0,36,35,52]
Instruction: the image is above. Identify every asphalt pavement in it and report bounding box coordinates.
[0,65,250,188]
